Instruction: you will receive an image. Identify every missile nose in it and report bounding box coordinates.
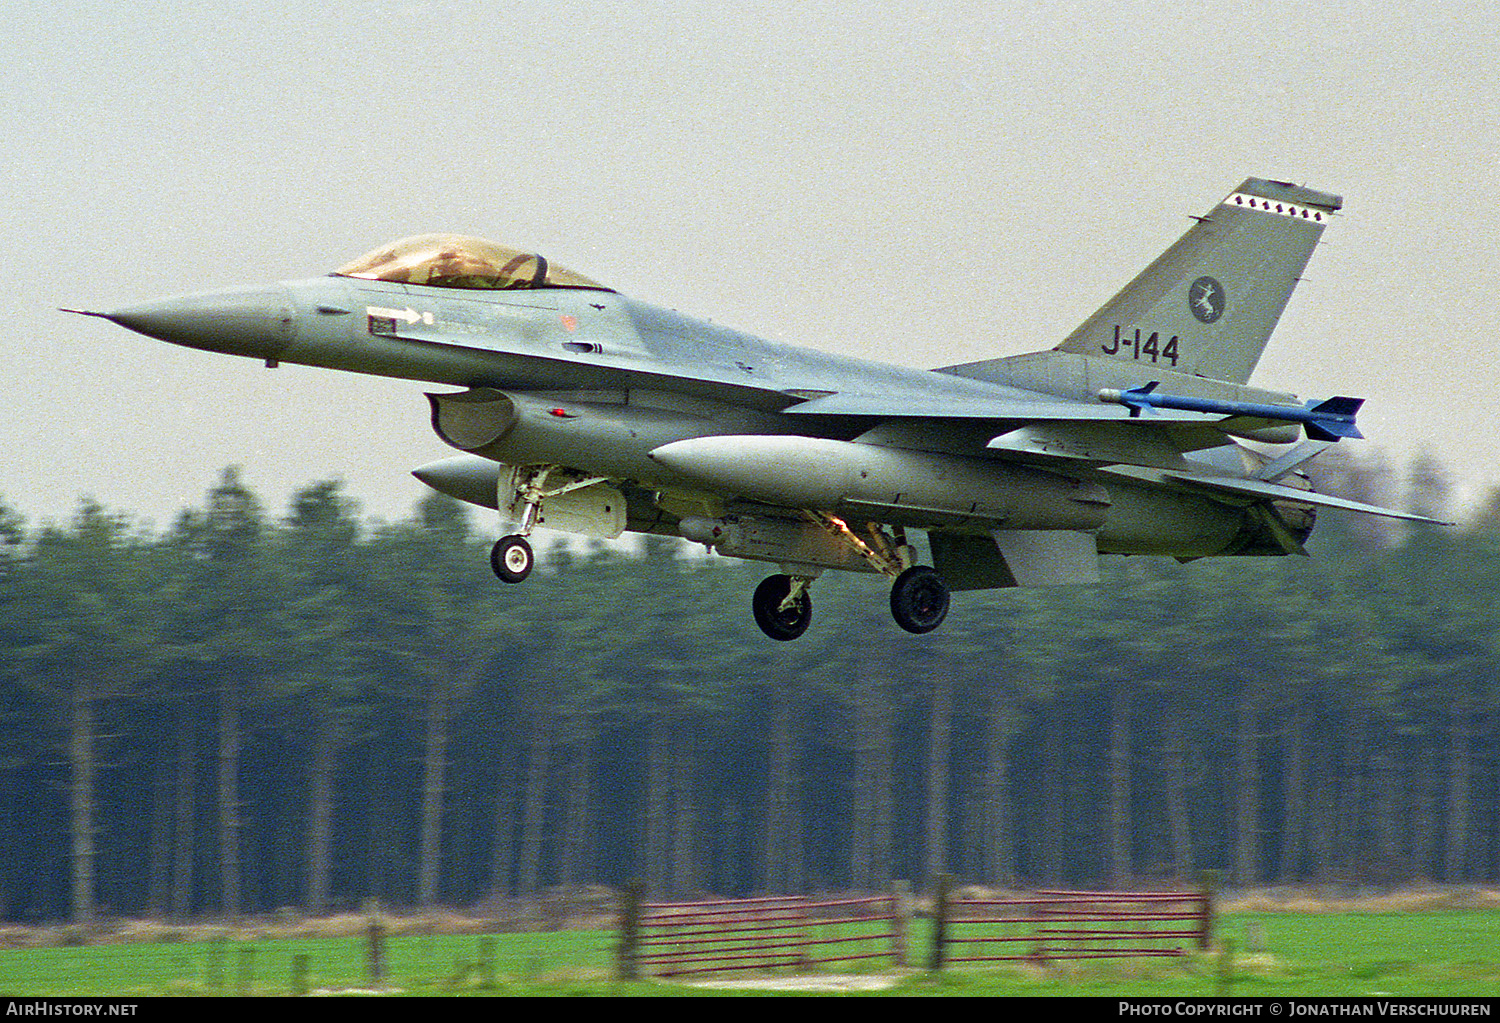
[97,285,296,361]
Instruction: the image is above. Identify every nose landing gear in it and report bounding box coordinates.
[489,464,613,585]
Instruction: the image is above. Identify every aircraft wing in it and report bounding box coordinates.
[785,393,1446,525]
[783,390,1296,456]
[781,391,1208,423]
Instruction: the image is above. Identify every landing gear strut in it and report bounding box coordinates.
[810,514,953,635]
[491,473,542,584]
[752,574,813,641]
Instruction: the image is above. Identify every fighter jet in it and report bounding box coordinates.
[73,178,1440,640]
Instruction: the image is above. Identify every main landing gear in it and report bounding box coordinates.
[752,574,814,641]
[750,517,952,641]
[750,563,951,641]
[889,565,950,634]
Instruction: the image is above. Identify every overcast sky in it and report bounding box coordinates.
[6,1,1498,529]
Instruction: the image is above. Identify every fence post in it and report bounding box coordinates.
[478,936,496,990]
[890,880,909,968]
[1029,893,1049,964]
[928,873,952,971]
[289,953,309,997]
[365,904,387,984]
[235,946,254,996]
[795,895,811,972]
[1197,870,1219,951]
[616,879,643,981]
[1216,936,1236,996]
[206,935,227,992]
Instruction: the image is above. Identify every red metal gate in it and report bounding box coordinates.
[633,893,903,977]
[936,886,1213,966]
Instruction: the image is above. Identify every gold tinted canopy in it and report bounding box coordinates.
[336,234,610,292]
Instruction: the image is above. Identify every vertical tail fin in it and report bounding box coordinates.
[1055,178,1342,384]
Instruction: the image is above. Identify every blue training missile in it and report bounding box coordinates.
[1097,382,1364,442]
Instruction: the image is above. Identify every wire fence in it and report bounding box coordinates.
[0,925,613,996]
[0,881,1217,992]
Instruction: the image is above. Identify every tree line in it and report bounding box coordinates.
[1,451,1497,925]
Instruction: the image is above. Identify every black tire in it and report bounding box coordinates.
[890,566,950,634]
[752,574,812,641]
[491,535,534,583]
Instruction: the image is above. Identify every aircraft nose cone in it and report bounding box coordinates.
[104,285,296,361]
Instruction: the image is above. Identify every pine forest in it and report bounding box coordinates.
[2,449,1497,925]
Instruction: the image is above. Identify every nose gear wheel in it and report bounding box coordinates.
[491,535,534,583]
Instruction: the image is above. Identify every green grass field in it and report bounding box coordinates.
[0,912,1495,997]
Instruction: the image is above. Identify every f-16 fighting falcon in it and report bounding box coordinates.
[72,178,1440,640]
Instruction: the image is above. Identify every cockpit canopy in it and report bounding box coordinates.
[335,234,611,292]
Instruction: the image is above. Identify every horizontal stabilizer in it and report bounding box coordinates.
[1255,441,1331,482]
[1159,470,1449,525]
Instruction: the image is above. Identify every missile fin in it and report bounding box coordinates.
[1303,396,1364,440]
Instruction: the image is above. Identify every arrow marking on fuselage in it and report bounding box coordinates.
[366,305,432,325]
